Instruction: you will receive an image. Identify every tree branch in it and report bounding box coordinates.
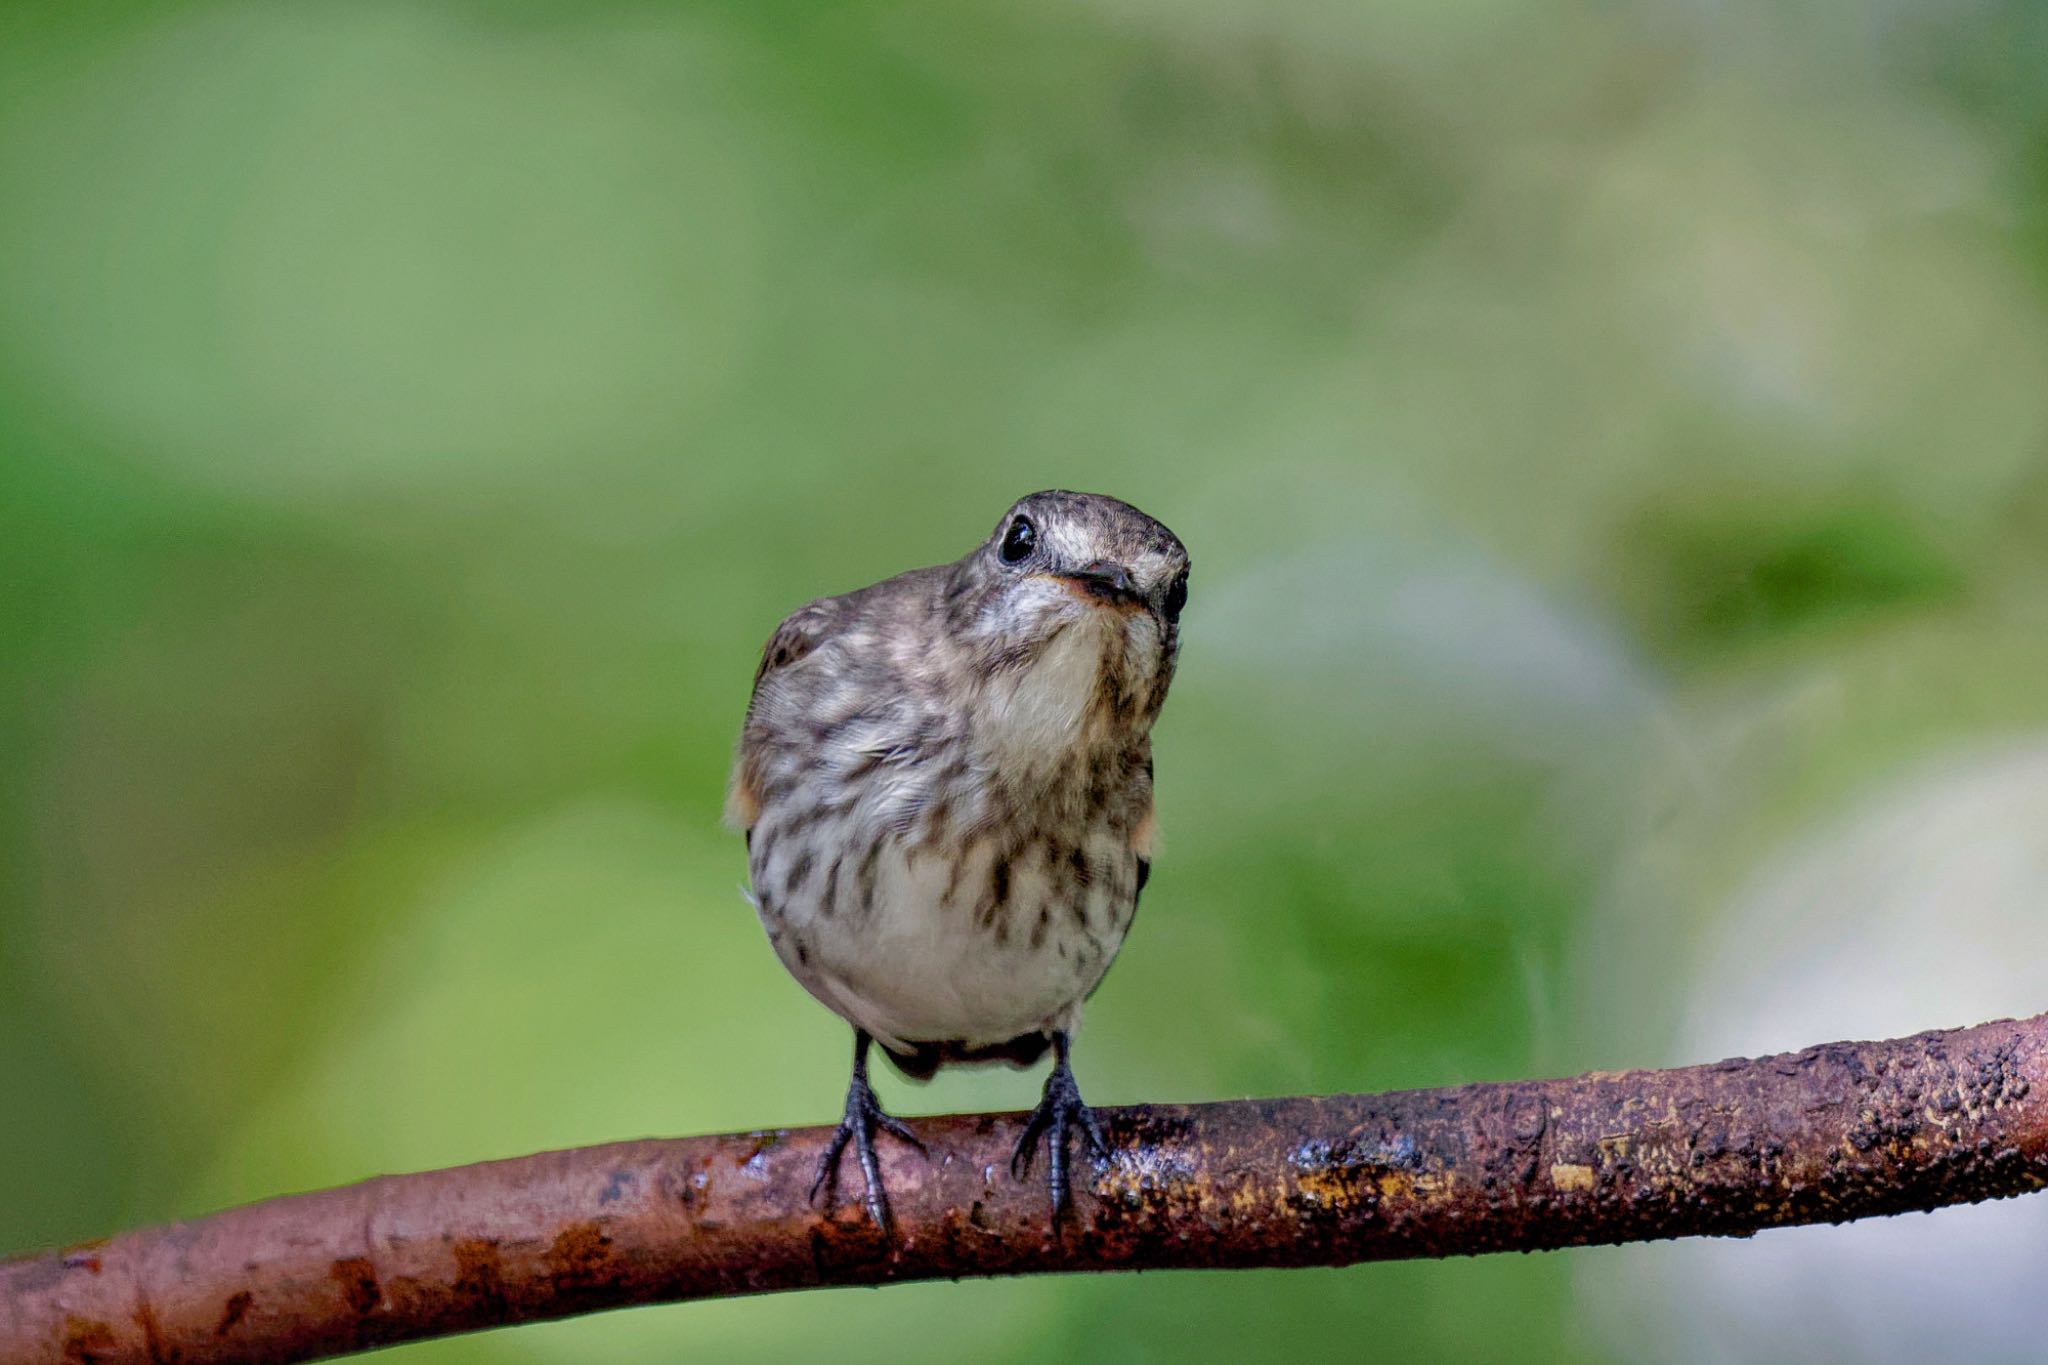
[7,1012,2048,1365]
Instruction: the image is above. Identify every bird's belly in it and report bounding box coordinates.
[757,825,1137,1054]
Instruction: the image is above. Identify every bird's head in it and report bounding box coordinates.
[950,490,1189,728]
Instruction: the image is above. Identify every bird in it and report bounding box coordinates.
[726,490,1190,1225]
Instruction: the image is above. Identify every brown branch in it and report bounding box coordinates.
[8,1012,2048,1365]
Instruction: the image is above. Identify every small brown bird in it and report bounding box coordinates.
[727,490,1190,1223]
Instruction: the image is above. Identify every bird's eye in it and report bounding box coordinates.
[1162,572,1188,623]
[999,516,1037,564]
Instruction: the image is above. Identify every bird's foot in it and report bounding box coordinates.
[812,1069,924,1227]
[1010,1052,1110,1220]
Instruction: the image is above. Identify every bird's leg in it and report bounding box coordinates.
[1010,1031,1111,1218]
[812,1029,924,1227]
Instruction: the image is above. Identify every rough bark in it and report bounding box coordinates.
[6,1012,2047,1365]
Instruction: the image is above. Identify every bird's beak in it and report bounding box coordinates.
[1059,561,1143,608]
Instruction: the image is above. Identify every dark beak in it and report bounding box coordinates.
[1063,560,1141,606]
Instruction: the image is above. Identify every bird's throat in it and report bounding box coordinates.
[980,617,1120,773]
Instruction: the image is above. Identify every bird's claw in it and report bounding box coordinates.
[812,1070,923,1227]
[1011,1056,1110,1218]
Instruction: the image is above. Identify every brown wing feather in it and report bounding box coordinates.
[724,603,836,831]
[752,607,829,684]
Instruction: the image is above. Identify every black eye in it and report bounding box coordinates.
[999,516,1037,564]
[1162,573,1188,623]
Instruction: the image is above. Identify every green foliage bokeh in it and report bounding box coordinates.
[4,2,2047,1361]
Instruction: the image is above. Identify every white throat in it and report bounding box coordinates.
[981,618,1112,772]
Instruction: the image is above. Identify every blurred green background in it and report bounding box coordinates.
[4,1,2048,1361]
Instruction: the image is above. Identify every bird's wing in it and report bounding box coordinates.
[1131,801,1155,899]
[751,602,834,686]
[724,600,838,833]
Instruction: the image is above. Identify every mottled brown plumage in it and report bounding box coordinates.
[728,490,1190,1223]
